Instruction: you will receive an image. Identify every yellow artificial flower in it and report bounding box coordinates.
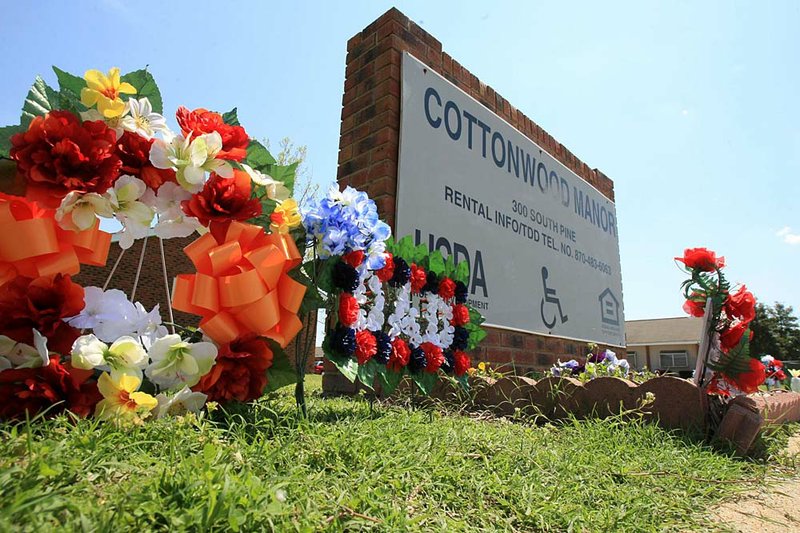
[270,198,302,234]
[477,361,487,372]
[80,67,136,118]
[94,372,157,424]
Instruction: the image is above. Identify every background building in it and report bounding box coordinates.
[625,317,703,377]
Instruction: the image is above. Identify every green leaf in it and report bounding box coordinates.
[384,238,396,255]
[203,443,218,463]
[264,346,297,393]
[246,140,276,169]
[52,66,85,100]
[328,352,359,383]
[378,367,403,396]
[454,260,470,285]
[468,306,486,325]
[20,76,58,126]
[222,107,240,126]
[413,243,428,264]
[444,255,456,278]
[396,235,415,261]
[0,124,25,159]
[357,359,378,391]
[299,284,326,314]
[411,371,437,395]
[468,328,487,351]
[315,257,338,294]
[269,162,298,195]
[428,250,445,276]
[121,69,163,114]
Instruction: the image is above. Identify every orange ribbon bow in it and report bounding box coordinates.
[0,193,111,287]
[172,221,306,347]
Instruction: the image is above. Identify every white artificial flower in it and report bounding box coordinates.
[67,287,136,335]
[242,164,289,201]
[71,334,148,379]
[120,97,168,139]
[116,213,152,250]
[199,131,233,178]
[108,176,153,222]
[0,330,49,369]
[55,191,114,231]
[141,182,203,239]
[80,107,126,139]
[149,132,232,193]
[145,334,217,390]
[154,386,208,418]
[133,302,168,349]
[106,175,155,250]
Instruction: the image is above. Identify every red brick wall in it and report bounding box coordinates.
[74,234,199,328]
[336,8,617,374]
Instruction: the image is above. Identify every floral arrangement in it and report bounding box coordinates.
[0,65,305,423]
[760,354,787,390]
[676,247,763,396]
[305,187,487,395]
[551,343,630,381]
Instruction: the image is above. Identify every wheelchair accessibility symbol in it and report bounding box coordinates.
[540,266,568,329]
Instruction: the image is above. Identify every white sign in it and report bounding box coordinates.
[396,53,625,346]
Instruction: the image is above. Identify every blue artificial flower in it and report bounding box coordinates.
[330,326,356,356]
[373,331,392,365]
[454,281,468,304]
[302,185,391,261]
[441,349,455,374]
[390,257,411,287]
[452,327,469,350]
[409,345,426,373]
[332,261,360,292]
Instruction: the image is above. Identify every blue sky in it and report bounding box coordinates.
[1,0,798,322]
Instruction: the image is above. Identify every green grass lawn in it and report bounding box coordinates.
[0,375,791,532]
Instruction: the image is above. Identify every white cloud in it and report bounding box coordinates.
[777,226,800,245]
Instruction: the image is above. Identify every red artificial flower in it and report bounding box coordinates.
[410,264,427,294]
[438,277,456,300]
[451,304,470,326]
[116,131,176,191]
[376,253,395,282]
[181,170,262,229]
[724,285,756,325]
[719,322,751,353]
[0,356,100,420]
[420,342,444,373]
[338,293,359,327]
[453,350,470,377]
[10,110,121,208]
[354,330,377,365]
[675,247,725,272]
[683,298,706,318]
[176,106,249,161]
[388,337,410,371]
[342,250,364,268]
[0,274,84,354]
[766,358,786,382]
[724,358,766,394]
[193,335,273,403]
[706,373,733,398]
